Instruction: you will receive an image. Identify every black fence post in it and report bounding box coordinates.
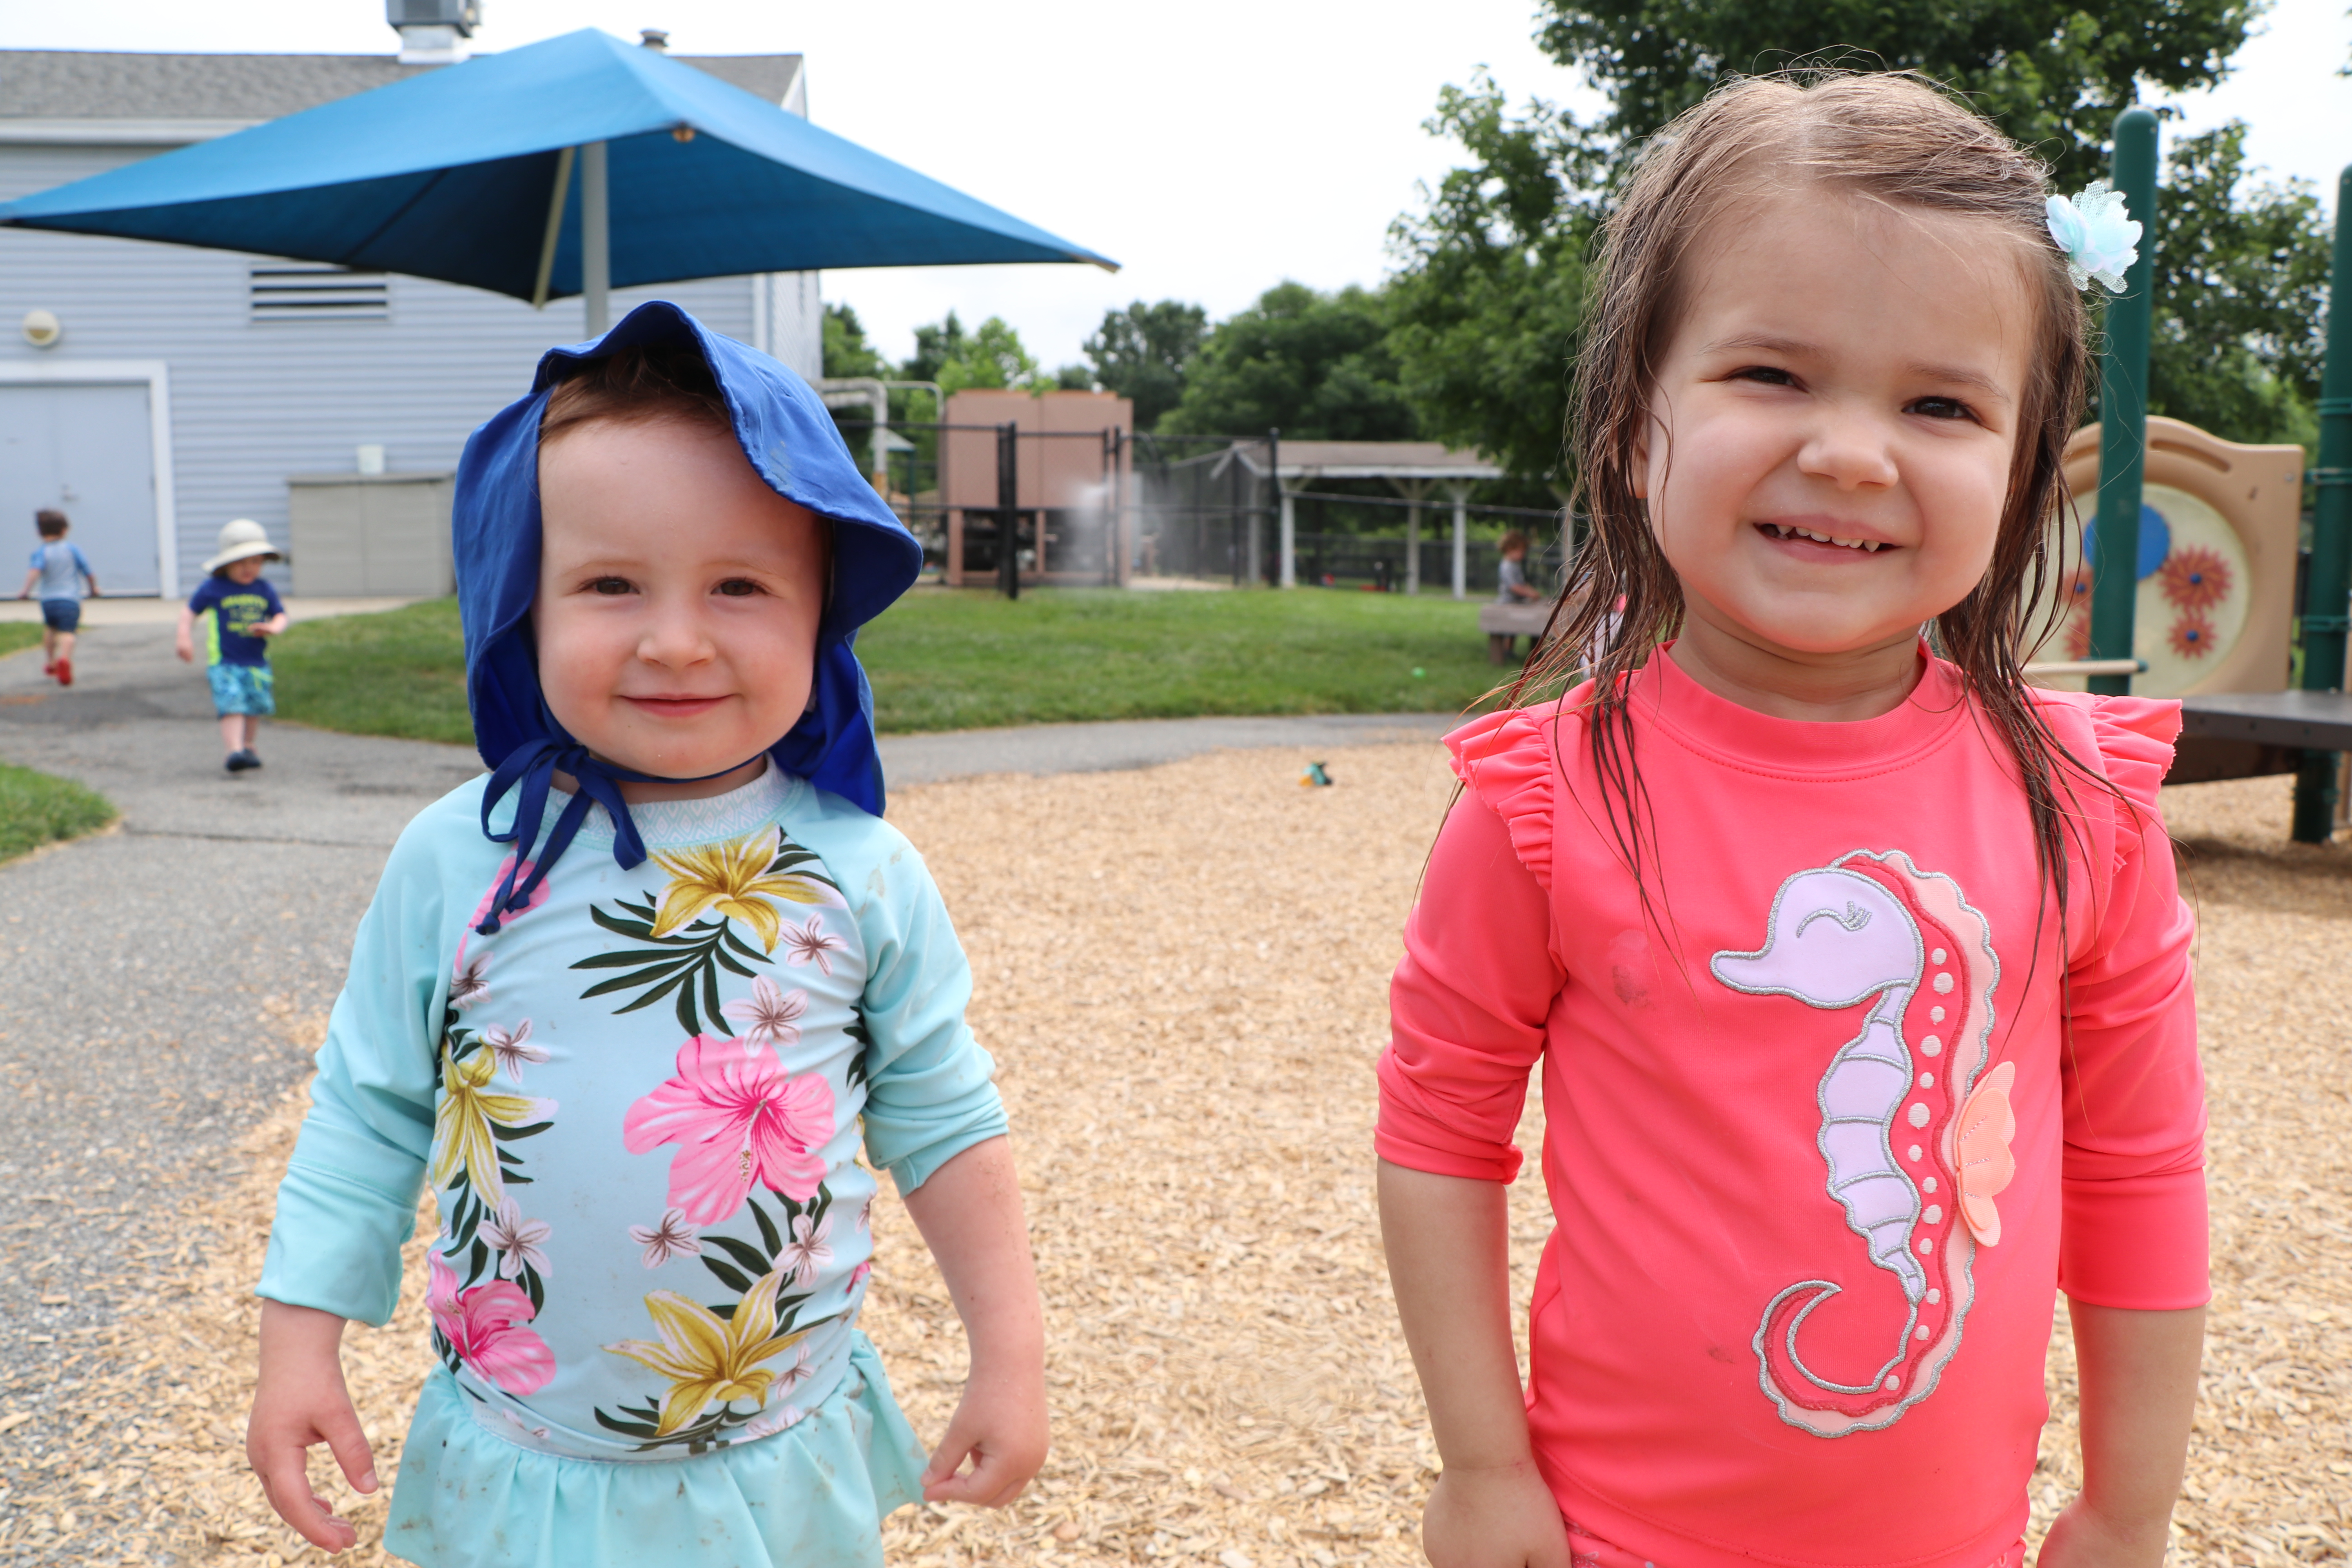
[997,422,1019,601]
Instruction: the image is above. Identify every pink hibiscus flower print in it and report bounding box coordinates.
[468,854,548,929]
[720,976,808,1049]
[777,914,847,976]
[622,1035,837,1225]
[426,1252,555,1396]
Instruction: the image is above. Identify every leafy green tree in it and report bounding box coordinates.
[932,315,1045,395]
[1391,0,2327,468]
[1163,282,1417,440]
[2142,125,2332,448]
[820,303,889,381]
[1387,75,1599,487]
[1054,364,1096,391]
[1536,0,2256,189]
[1084,300,1209,430]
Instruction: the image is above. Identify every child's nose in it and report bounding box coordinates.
[1798,413,1900,491]
[637,602,715,665]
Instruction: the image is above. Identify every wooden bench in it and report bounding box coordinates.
[1478,599,1560,664]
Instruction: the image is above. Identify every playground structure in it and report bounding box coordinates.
[2073,113,2350,842]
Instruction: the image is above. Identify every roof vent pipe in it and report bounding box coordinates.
[388,0,479,65]
[640,29,670,50]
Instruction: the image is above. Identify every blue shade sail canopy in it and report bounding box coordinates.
[0,28,1115,300]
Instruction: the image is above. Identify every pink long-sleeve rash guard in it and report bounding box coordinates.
[1379,651,2207,1568]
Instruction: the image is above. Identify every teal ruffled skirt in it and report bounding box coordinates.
[382,1334,926,1568]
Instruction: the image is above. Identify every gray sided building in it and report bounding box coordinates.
[0,45,822,598]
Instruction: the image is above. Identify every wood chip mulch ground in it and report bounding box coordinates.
[2,748,2345,1566]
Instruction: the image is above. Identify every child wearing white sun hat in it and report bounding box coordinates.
[176,517,289,772]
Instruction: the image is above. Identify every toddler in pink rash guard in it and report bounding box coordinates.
[1376,74,2206,1568]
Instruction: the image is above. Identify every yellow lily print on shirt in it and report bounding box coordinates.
[603,1265,809,1436]
[647,828,835,953]
[432,1045,554,1203]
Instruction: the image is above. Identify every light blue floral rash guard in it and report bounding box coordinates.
[257,303,1005,1568]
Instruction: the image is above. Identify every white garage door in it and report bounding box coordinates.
[0,382,161,595]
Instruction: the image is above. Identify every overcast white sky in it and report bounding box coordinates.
[12,0,2349,370]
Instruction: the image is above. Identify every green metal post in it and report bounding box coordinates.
[2088,108,2160,698]
[2290,165,2352,842]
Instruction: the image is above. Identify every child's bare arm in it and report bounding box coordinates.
[175,607,198,662]
[16,569,35,599]
[254,611,289,637]
[247,1299,379,1553]
[1379,1159,1570,1568]
[2037,1300,2204,1568]
[898,1135,1048,1506]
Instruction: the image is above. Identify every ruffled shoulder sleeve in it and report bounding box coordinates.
[2028,689,2182,959]
[1445,706,1558,891]
[2083,694,2181,809]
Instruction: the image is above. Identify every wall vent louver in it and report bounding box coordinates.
[249,265,390,323]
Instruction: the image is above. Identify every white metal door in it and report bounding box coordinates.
[0,382,161,595]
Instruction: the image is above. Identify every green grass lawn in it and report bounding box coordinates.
[0,762,116,863]
[269,587,1515,746]
[0,624,43,659]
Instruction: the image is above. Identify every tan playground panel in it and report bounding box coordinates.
[2034,417,2306,698]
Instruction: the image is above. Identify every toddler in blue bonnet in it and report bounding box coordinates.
[245,303,1045,1568]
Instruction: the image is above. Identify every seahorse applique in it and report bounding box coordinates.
[1711,850,2018,1438]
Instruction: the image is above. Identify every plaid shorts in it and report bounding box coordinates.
[206,661,275,717]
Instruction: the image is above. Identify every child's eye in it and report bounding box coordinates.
[1908,396,1976,423]
[1730,365,1797,387]
[715,578,764,598]
[588,577,633,595]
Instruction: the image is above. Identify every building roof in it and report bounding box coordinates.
[0,47,803,134]
[1231,440,1504,483]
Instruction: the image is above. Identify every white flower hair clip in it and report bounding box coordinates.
[2045,179,2140,294]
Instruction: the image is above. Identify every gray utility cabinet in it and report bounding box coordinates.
[287,471,454,596]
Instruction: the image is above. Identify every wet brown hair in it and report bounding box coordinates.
[1499,530,1531,556]
[35,509,68,537]
[1518,70,2110,911]
[539,342,733,448]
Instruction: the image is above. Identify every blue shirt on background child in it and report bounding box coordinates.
[30,541,94,603]
[187,575,285,666]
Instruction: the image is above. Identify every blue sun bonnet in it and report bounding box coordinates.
[452,300,922,932]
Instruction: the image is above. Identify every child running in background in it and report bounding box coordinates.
[176,519,289,772]
[1379,74,2205,1568]
[19,508,99,686]
[244,304,1047,1567]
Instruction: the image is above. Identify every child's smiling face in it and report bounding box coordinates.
[535,417,828,794]
[1637,191,2036,668]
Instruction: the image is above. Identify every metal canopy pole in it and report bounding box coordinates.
[530,145,576,310]
[581,140,611,335]
[2290,163,2352,841]
[997,422,1020,601]
[2087,108,2158,697]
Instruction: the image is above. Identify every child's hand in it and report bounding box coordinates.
[247,1300,378,1553]
[898,1136,1050,1509]
[2034,1497,2172,1568]
[918,1352,1049,1507]
[1419,1460,1573,1568]
[175,638,194,663]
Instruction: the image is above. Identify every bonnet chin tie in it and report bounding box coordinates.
[474,737,752,935]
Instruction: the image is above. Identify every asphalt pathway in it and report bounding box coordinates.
[0,621,1456,1388]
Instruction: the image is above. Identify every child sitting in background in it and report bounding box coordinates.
[245,302,1047,1568]
[176,519,288,773]
[18,508,100,687]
